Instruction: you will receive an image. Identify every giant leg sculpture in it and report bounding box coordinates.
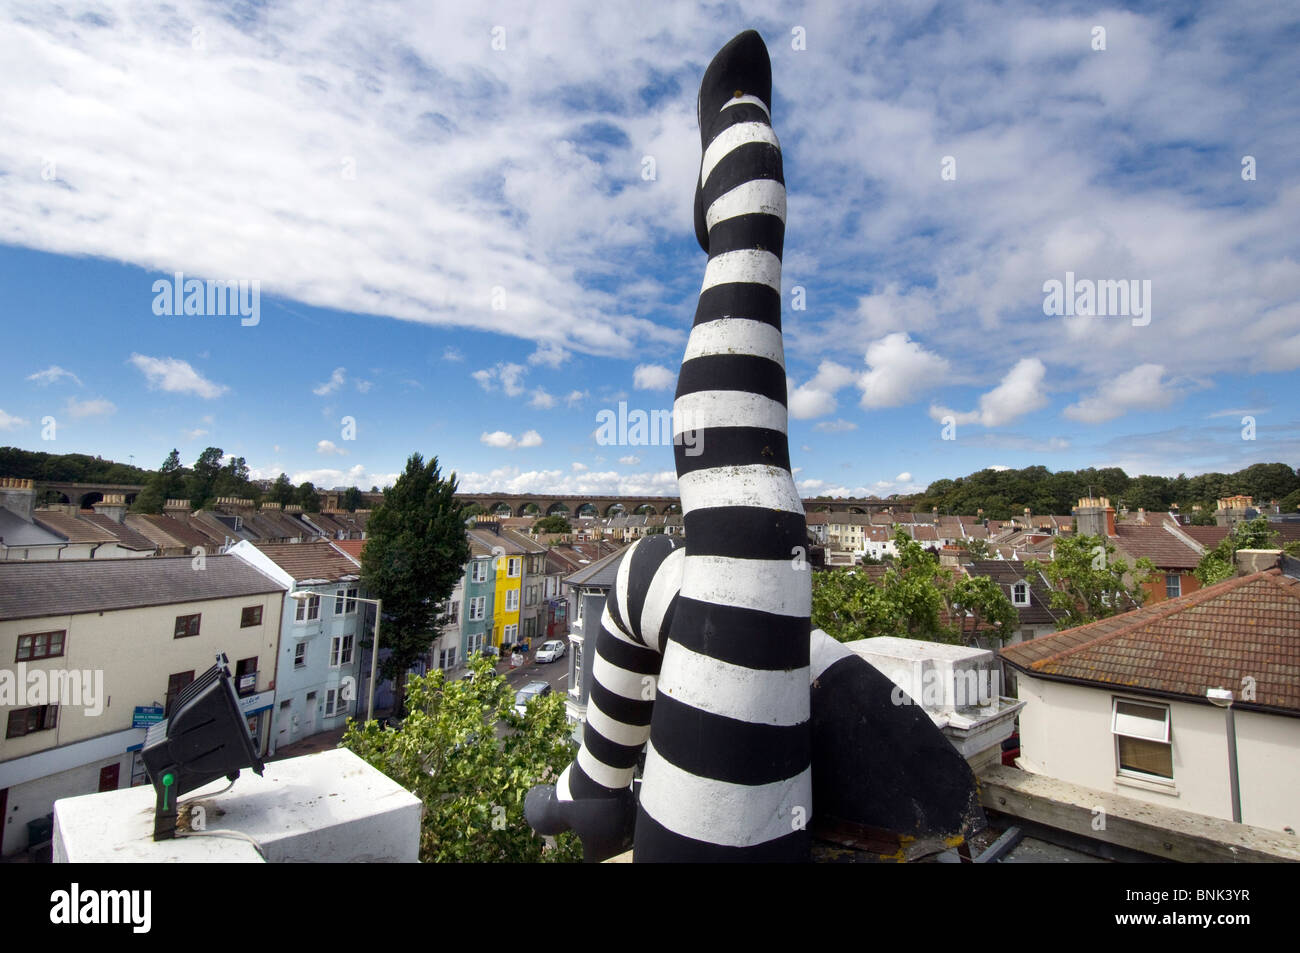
[526,30,984,863]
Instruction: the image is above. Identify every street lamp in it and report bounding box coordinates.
[290,589,383,723]
[1206,687,1242,823]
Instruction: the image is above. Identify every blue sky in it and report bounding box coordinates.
[1,1,1297,497]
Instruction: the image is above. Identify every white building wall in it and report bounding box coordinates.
[1016,677,1299,833]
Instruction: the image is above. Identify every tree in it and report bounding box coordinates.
[360,453,471,715]
[961,537,990,560]
[1043,534,1155,629]
[268,473,295,505]
[1279,489,1300,514]
[296,481,321,513]
[342,486,364,512]
[462,502,487,519]
[187,447,225,509]
[342,655,581,862]
[131,449,184,513]
[532,515,571,534]
[946,575,1018,647]
[1194,516,1278,586]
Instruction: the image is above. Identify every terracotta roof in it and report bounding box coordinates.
[1001,567,1300,714]
[1179,525,1230,548]
[253,541,361,582]
[125,513,213,550]
[1113,523,1203,570]
[0,555,283,621]
[910,524,938,541]
[333,539,365,561]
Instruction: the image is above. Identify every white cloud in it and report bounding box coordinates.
[789,361,858,419]
[929,358,1049,428]
[529,388,557,409]
[289,464,399,490]
[0,409,29,430]
[895,472,912,483]
[27,365,82,387]
[128,354,228,398]
[859,334,951,409]
[65,396,115,418]
[565,389,588,407]
[313,367,347,396]
[572,462,589,472]
[633,364,675,391]
[618,454,640,465]
[813,419,858,433]
[442,347,464,362]
[529,342,570,368]
[354,379,373,393]
[1064,363,1174,423]
[473,362,528,397]
[317,439,347,455]
[183,428,209,440]
[456,464,679,497]
[480,429,544,450]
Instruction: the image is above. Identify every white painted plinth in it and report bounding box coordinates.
[54,748,422,863]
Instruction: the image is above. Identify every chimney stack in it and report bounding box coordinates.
[0,478,35,521]
[1235,549,1282,577]
[93,493,128,524]
[1076,496,1116,538]
[163,499,191,514]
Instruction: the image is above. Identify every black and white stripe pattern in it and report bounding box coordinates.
[633,29,811,862]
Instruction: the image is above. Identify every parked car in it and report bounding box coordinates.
[535,639,567,663]
[514,680,552,715]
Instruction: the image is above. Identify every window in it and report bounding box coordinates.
[523,616,536,638]
[295,594,320,622]
[466,632,485,656]
[16,630,65,662]
[1112,698,1173,780]
[1165,574,1181,599]
[468,596,486,621]
[439,647,458,670]
[294,642,307,669]
[334,588,358,614]
[6,705,58,738]
[240,605,263,628]
[235,657,258,696]
[444,600,460,624]
[325,688,343,717]
[173,614,201,639]
[330,634,354,668]
[526,586,538,606]
[471,560,488,583]
[507,557,521,578]
[165,671,195,716]
[1012,582,1030,607]
[505,589,519,613]
[504,623,518,643]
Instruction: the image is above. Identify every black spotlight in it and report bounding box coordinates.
[142,653,264,840]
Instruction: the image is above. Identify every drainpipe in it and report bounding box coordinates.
[1207,688,1242,823]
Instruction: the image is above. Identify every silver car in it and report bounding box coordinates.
[514,680,552,715]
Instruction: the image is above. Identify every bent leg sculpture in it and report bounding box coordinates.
[526,30,984,863]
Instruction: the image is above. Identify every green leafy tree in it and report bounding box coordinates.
[268,473,295,505]
[962,537,990,560]
[1043,534,1155,628]
[131,449,184,513]
[462,502,487,519]
[1279,489,1300,514]
[1187,507,1218,526]
[342,486,364,511]
[532,515,571,534]
[187,447,225,509]
[361,453,471,715]
[947,575,1018,647]
[296,481,321,513]
[342,655,581,862]
[1194,516,1278,586]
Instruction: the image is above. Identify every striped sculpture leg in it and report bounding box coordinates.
[525,535,684,861]
[633,29,812,862]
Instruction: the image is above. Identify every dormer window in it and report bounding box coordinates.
[1012,582,1030,607]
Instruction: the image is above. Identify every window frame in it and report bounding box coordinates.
[471,560,488,583]
[295,594,321,623]
[293,641,307,669]
[16,630,65,662]
[6,704,58,739]
[330,634,354,668]
[240,605,263,628]
[1165,574,1182,599]
[1111,697,1174,782]
[468,596,486,621]
[1011,582,1030,607]
[173,613,201,639]
[507,557,521,578]
[505,588,519,613]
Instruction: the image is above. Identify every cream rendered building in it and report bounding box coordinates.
[0,556,284,856]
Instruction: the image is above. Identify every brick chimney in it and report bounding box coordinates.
[163,499,191,515]
[0,477,35,521]
[1076,496,1115,538]
[93,493,128,524]
[1235,549,1282,576]
[261,501,283,511]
